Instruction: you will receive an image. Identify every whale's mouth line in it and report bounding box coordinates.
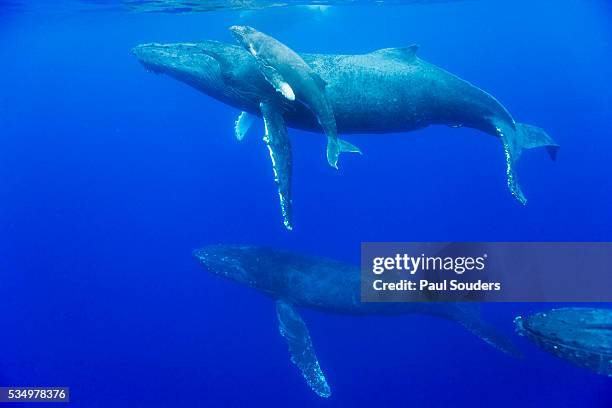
[132,44,223,78]
[132,43,178,75]
[137,59,165,75]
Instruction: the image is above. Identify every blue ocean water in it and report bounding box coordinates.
[0,0,611,406]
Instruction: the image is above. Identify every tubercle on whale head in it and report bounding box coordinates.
[513,315,526,336]
[131,43,170,74]
[193,245,257,287]
[132,42,214,74]
[229,25,256,40]
[131,41,230,96]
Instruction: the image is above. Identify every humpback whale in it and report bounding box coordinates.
[133,38,558,230]
[515,308,612,377]
[229,25,361,168]
[195,245,519,397]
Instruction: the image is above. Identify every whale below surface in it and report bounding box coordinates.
[515,308,612,377]
[195,244,519,397]
[133,39,559,229]
[230,25,362,168]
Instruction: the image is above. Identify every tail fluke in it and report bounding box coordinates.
[495,121,559,204]
[515,123,559,161]
[326,137,362,169]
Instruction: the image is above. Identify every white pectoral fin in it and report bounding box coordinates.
[275,300,331,398]
[260,102,293,230]
[234,111,254,141]
[260,64,295,101]
[279,82,295,101]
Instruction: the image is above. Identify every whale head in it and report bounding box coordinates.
[194,245,262,288]
[132,41,227,93]
[194,245,295,296]
[132,40,272,110]
[229,25,261,56]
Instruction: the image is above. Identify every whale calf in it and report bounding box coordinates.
[515,308,612,377]
[229,25,360,168]
[133,39,558,229]
[195,245,519,397]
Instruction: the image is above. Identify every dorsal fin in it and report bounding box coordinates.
[371,45,419,61]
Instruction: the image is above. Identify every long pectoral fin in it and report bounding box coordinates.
[499,132,526,205]
[275,300,331,398]
[495,119,558,205]
[260,102,293,230]
[452,304,522,358]
[234,111,254,141]
[260,64,295,101]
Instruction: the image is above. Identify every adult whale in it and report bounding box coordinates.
[132,39,558,230]
[515,308,612,377]
[194,245,520,397]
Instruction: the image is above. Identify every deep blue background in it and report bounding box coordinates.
[1,0,611,406]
